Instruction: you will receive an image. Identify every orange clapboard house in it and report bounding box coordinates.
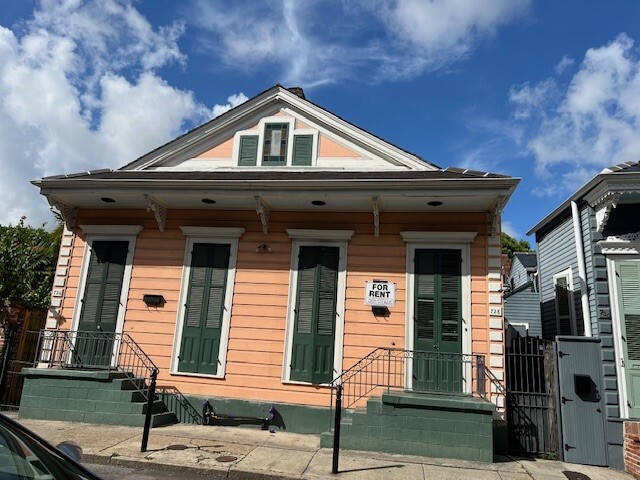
[26,85,518,461]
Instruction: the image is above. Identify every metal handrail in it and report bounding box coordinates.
[330,347,486,410]
[35,329,159,451]
[329,347,487,473]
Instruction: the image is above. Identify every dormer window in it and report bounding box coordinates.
[234,116,317,168]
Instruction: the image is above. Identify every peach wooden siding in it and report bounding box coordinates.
[318,135,360,157]
[54,208,502,408]
[196,136,234,158]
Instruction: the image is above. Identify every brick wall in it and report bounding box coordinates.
[625,421,640,478]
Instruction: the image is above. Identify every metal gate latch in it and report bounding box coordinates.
[564,443,575,451]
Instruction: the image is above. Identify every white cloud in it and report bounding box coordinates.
[510,34,640,195]
[0,0,209,226]
[190,0,530,86]
[212,93,249,118]
[555,55,574,75]
[501,220,522,240]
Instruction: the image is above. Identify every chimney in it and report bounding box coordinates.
[288,87,305,99]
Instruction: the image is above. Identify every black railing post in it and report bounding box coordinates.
[141,367,158,452]
[332,384,342,474]
[477,355,486,398]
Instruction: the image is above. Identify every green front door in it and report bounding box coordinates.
[413,249,463,392]
[615,260,640,418]
[178,243,230,375]
[75,240,128,367]
[290,246,339,384]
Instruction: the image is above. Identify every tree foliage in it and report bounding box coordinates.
[501,232,531,260]
[0,218,62,309]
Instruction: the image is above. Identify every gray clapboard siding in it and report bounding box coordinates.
[504,283,542,337]
[508,256,530,289]
[537,214,583,339]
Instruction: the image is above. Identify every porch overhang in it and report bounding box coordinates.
[33,170,518,233]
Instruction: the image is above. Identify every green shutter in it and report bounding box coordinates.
[616,261,640,417]
[78,241,128,333]
[178,243,230,374]
[292,135,313,166]
[238,135,258,166]
[290,246,339,384]
[413,249,462,393]
[76,240,128,367]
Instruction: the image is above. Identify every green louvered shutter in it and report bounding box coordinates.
[616,261,640,417]
[290,246,339,384]
[238,135,258,166]
[413,249,462,392]
[178,243,230,374]
[292,135,313,166]
[78,241,128,333]
[76,240,128,367]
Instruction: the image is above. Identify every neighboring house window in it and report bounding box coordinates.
[173,227,243,378]
[553,269,576,335]
[234,116,317,167]
[284,229,352,385]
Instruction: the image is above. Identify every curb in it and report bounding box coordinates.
[83,453,296,480]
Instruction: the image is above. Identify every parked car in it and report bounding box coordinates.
[0,413,102,480]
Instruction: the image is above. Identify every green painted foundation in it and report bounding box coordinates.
[320,392,496,462]
[19,368,176,427]
[20,369,497,462]
[164,392,332,434]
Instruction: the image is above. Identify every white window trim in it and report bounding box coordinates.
[71,230,140,368]
[607,256,640,419]
[232,116,318,167]
[282,229,353,385]
[170,227,243,379]
[404,238,473,394]
[553,268,577,336]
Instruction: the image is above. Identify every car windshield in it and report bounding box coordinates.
[0,415,99,480]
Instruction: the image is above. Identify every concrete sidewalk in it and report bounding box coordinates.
[7,413,633,480]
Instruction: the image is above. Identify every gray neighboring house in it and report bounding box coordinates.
[528,160,640,470]
[504,252,541,338]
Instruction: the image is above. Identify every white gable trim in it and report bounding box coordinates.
[125,86,434,172]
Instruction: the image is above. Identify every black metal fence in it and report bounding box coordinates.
[506,336,558,456]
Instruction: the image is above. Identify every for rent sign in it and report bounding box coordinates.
[364,281,396,307]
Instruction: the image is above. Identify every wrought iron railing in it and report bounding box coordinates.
[35,330,159,451]
[330,348,486,411]
[329,348,487,473]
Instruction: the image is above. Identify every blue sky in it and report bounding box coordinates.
[2,1,640,244]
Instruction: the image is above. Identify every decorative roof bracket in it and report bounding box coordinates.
[372,197,380,237]
[488,195,508,237]
[255,196,270,235]
[145,194,167,232]
[47,196,77,231]
[591,192,621,233]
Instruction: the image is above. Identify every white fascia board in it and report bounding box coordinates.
[38,178,519,194]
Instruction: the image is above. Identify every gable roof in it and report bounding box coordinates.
[527,160,640,237]
[513,252,537,270]
[119,84,437,172]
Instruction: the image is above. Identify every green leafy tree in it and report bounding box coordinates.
[0,217,62,309]
[501,232,531,260]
